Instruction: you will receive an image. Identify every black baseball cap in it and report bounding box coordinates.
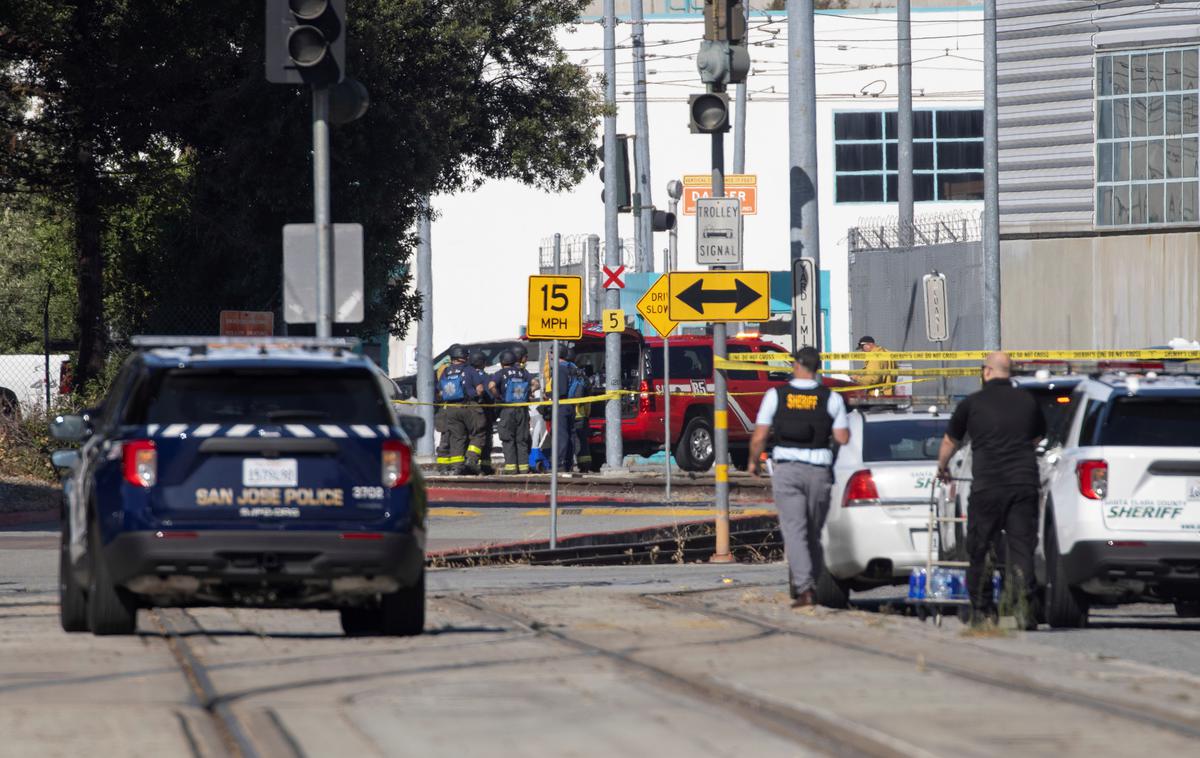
[857,335,876,347]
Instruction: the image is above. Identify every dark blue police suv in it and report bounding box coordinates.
[50,337,427,637]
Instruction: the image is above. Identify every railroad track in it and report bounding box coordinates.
[647,589,1200,743]
[449,593,925,758]
[152,609,294,758]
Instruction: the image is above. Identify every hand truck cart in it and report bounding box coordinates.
[907,479,970,625]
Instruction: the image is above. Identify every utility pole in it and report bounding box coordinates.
[415,200,435,458]
[733,0,749,175]
[631,0,654,273]
[983,0,1001,349]
[602,0,625,473]
[788,0,821,351]
[312,86,334,338]
[665,179,683,503]
[897,0,914,249]
[587,233,601,320]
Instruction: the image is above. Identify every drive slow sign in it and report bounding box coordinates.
[527,275,583,340]
[695,197,741,267]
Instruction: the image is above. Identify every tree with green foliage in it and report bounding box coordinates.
[1,0,601,382]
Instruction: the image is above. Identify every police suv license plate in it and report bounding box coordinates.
[242,458,298,487]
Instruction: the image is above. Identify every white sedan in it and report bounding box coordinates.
[816,407,949,607]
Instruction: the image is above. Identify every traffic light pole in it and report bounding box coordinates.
[631,0,654,273]
[415,198,435,458]
[312,85,334,339]
[711,131,732,564]
[788,0,821,352]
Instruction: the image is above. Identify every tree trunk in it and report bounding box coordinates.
[73,144,105,387]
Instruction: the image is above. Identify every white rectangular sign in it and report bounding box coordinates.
[283,223,365,324]
[922,272,950,343]
[695,196,741,266]
[243,458,298,488]
[792,257,817,349]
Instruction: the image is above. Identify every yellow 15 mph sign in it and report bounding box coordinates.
[527,275,583,340]
[667,271,770,323]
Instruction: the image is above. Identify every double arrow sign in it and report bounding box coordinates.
[637,271,770,335]
[668,271,770,322]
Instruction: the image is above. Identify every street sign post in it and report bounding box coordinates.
[527,275,583,340]
[923,272,949,343]
[792,257,817,348]
[283,223,364,324]
[667,271,769,323]
[681,174,757,215]
[635,275,679,337]
[695,196,742,267]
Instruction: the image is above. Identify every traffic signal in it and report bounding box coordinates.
[689,92,730,134]
[651,210,676,232]
[698,0,749,85]
[265,0,346,86]
[703,0,746,43]
[600,135,632,212]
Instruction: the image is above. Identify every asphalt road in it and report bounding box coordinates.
[3,528,1200,756]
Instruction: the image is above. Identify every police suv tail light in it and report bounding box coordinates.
[122,439,157,488]
[1077,459,1107,500]
[382,440,411,488]
[842,469,880,507]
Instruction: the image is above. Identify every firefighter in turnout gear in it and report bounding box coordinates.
[440,345,488,474]
[471,351,496,475]
[433,355,453,471]
[488,350,534,474]
[573,362,596,472]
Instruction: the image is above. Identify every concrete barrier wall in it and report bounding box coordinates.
[1001,231,1200,348]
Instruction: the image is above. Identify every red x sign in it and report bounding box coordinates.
[602,265,626,289]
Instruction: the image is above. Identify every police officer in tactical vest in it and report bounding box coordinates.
[749,347,851,608]
[489,350,534,474]
[439,346,488,474]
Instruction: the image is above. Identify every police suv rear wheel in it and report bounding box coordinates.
[59,522,88,633]
[86,521,137,635]
[380,571,425,636]
[676,416,715,472]
[1044,522,1088,629]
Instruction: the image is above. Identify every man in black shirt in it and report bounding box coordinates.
[937,351,1046,627]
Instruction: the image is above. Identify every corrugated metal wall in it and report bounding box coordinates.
[998,0,1200,234]
[848,241,984,350]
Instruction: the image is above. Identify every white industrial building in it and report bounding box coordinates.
[390,2,984,375]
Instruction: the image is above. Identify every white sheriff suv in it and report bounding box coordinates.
[1039,373,1200,627]
[817,406,949,607]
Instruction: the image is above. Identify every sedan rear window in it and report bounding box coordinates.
[862,418,948,462]
[1100,397,1200,447]
[129,368,392,426]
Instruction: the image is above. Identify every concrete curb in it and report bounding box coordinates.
[0,508,57,528]
[427,513,782,566]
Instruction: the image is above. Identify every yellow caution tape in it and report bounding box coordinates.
[729,350,1200,362]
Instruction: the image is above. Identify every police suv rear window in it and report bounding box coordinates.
[862,418,948,462]
[1100,397,1200,447]
[129,368,391,426]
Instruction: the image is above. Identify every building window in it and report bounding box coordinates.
[833,109,984,203]
[1097,48,1200,226]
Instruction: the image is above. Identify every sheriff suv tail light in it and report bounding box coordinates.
[122,440,157,488]
[842,469,880,507]
[382,440,411,488]
[1077,459,1107,500]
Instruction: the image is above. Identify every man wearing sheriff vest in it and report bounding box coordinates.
[749,346,851,608]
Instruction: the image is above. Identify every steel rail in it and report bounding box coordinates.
[647,592,1200,742]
